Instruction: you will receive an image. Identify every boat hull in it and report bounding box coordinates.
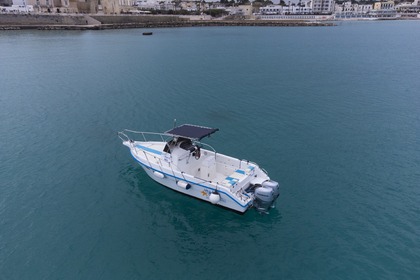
[137,160,251,213]
[117,125,278,213]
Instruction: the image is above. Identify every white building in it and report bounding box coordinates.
[119,0,135,8]
[396,1,420,17]
[258,2,335,20]
[370,1,397,18]
[334,1,373,15]
[0,3,34,12]
[335,1,398,19]
[259,2,313,15]
[135,0,160,10]
[260,0,333,15]
[312,0,333,14]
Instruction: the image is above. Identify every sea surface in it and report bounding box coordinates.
[1,21,420,279]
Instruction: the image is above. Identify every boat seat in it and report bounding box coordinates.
[236,165,255,175]
[179,140,195,152]
[220,169,249,188]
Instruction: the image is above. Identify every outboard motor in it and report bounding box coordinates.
[254,186,274,213]
[253,180,280,213]
[262,180,279,199]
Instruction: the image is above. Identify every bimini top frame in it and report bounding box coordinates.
[165,124,219,141]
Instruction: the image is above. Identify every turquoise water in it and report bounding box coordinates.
[1,21,420,279]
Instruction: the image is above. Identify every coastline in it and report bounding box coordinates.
[0,14,334,30]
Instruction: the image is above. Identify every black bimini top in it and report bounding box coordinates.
[165,124,219,141]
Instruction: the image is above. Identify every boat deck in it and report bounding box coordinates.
[132,141,257,192]
[214,167,254,188]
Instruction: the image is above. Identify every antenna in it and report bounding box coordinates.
[173,119,177,128]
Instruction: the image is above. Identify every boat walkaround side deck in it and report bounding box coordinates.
[118,124,280,213]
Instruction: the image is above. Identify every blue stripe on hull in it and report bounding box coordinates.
[129,151,250,210]
[135,144,162,155]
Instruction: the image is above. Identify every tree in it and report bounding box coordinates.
[204,9,229,17]
[253,0,274,5]
[252,0,274,9]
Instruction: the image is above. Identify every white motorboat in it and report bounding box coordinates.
[118,124,279,213]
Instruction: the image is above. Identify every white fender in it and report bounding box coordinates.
[153,171,165,179]
[209,192,220,204]
[177,181,191,190]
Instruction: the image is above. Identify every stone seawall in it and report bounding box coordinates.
[90,15,188,25]
[0,14,333,30]
[0,14,89,26]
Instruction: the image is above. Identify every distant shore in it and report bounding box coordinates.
[0,14,334,30]
[0,21,334,30]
